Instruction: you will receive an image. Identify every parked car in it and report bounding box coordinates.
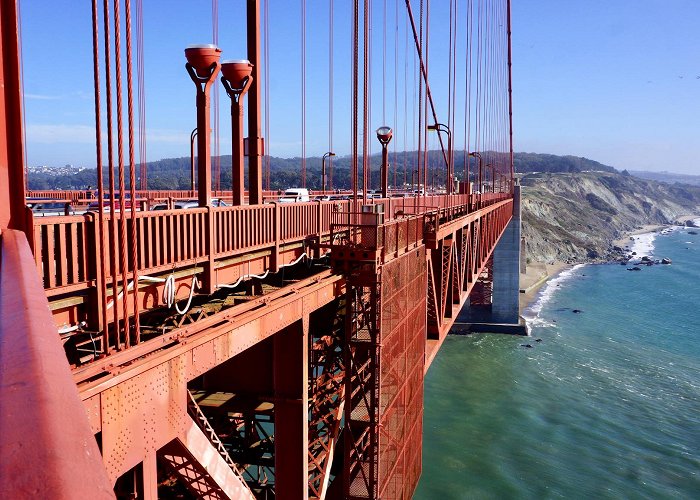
[278,188,310,203]
[151,198,228,210]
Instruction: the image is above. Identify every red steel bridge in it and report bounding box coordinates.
[0,0,516,498]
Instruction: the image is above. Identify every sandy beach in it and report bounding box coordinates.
[519,260,569,311]
[520,213,700,311]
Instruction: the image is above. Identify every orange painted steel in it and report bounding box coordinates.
[0,0,27,232]
[0,230,114,499]
[5,191,513,497]
[3,0,519,494]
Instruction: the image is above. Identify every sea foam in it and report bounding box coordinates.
[628,232,657,258]
[523,264,586,331]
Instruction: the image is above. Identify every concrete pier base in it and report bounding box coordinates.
[457,183,523,334]
[450,318,528,336]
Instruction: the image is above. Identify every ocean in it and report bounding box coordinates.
[415,222,700,499]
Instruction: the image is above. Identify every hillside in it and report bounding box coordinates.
[520,171,700,264]
[27,151,617,190]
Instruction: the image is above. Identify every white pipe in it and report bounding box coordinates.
[57,321,87,334]
[217,252,308,289]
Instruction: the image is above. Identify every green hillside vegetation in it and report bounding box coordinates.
[27,151,616,191]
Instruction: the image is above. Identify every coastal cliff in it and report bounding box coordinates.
[520,171,700,264]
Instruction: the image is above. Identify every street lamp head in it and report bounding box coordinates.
[468,151,481,158]
[221,59,253,89]
[376,126,393,145]
[427,122,449,134]
[323,151,336,158]
[185,44,222,75]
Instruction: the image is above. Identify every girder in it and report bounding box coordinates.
[1,0,518,495]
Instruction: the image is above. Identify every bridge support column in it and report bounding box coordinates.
[459,184,524,333]
[489,183,521,324]
[273,318,309,499]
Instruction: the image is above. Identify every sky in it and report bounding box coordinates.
[18,0,700,175]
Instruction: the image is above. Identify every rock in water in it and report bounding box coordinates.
[662,258,672,264]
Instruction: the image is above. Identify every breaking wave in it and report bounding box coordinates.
[523,264,586,331]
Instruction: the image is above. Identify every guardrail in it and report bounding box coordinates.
[28,193,510,295]
[0,229,114,498]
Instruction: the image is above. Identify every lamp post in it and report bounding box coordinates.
[185,44,222,207]
[190,128,198,192]
[468,151,483,192]
[322,151,336,192]
[427,123,452,194]
[376,126,393,198]
[221,59,254,206]
[484,163,493,194]
[468,151,483,208]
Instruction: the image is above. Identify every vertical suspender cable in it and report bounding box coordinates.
[113,0,131,345]
[136,0,146,191]
[353,0,359,204]
[403,7,409,187]
[451,0,458,176]
[393,0,398,190]
[405,0,448,193]
[417,0,423,196]
[362,0,369,202]
[383,0,387,126]
[464,0,473,182]
[212,0,220,192]
[125,0,140,344]
[103,0,120,349]
[423,0,429,193]
[475,0,482,192]
[262,0,270,191]
[91,0,109,354]
[506,0,514,189]
[329,0,334,190]
[367,0,373,191]
[301,0,307,187]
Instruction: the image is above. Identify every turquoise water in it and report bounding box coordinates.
[415,227,700,499]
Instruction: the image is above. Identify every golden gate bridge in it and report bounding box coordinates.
[0,0,517,498]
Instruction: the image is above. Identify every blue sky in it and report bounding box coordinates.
[19,0,700,174]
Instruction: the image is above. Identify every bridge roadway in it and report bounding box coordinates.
[2,191,513,499]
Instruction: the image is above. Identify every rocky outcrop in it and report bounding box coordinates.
[520,171,700,264]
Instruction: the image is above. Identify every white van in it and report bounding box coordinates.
[278,188,310,203]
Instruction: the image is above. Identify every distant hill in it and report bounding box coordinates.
[27,151,620,190]
[628,170,700,187]
[514,153,616,174]
[520,171,700,264]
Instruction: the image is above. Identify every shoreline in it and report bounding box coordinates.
[520,213,700,312]
[519,261,569,312]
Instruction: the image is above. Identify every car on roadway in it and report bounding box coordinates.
[278,188,311,203]
[151,198,229,210]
